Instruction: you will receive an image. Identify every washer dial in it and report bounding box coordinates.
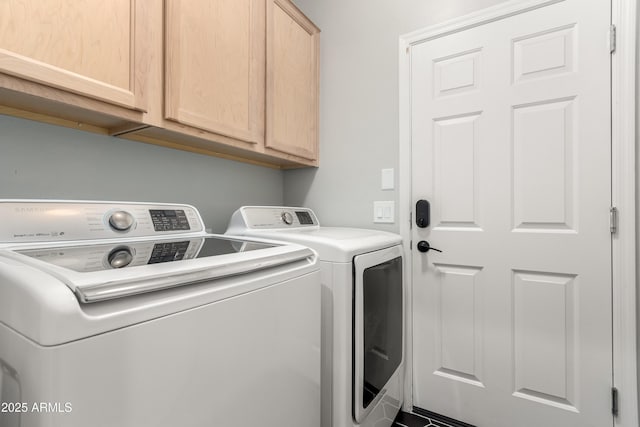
[109,211,135,231]
[281,211,294,225]
[107,247,133,269]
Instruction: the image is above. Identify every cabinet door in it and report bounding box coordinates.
[266,0,320,161]
[165,0,265,145]
[0,0,150,111]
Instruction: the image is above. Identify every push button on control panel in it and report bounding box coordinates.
[109,211,135,232]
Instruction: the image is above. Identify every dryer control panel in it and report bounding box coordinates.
[0,200,205,243]
[227,206,320,232]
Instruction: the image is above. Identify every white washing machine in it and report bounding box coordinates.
[0,200,321,427]
[226,206,404,427]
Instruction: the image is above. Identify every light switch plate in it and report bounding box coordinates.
[373,201,395,223]
[381,168,394,190]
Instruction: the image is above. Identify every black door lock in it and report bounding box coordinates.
[416,200,430,228]
[417,240,441,253]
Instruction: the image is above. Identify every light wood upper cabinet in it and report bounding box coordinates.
[0,0,151,111]
[164,0,265,145]
[0,0,319,168]
[164,0,319,163]
[266,0,320,161]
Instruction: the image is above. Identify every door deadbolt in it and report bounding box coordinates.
[416,200,430,228]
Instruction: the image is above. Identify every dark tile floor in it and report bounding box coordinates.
[392,410,475,427]
[393,411,454,427]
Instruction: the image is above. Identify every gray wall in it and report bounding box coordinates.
[0,115,284,232]
[286,0,507,231]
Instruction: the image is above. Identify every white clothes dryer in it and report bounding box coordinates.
[226,206,404,427]
[0,200,321,427]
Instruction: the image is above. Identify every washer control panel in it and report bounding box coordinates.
[15,238,204,272]
[230,206,319,231]
[0,201,205,243]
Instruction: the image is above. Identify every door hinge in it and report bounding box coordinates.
[610,207,618,234]
[610,24,617,53]
[409,211,413,229]
[612,387,619,416]
[406,46,410,54]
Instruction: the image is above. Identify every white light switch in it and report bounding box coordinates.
[381,168,394,190]
[373,201,395,223]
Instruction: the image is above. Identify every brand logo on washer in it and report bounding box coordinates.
[14,207,54,214]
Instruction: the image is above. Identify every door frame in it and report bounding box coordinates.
[397,1,638,426]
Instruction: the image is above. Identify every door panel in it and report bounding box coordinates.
[512,271,578,410]
[433,264,484,386]
[433,113,481,228]
[513,98,576,231]
[410,1,612,426]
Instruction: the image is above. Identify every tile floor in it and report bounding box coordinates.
[392,410,474,427]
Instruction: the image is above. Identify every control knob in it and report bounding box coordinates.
[281,211,294,225]
[107,247,133,269]
[109,211,134,231]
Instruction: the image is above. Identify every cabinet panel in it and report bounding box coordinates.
[0,0,149,111]
[266,0,319,161]
[165,0,265,145]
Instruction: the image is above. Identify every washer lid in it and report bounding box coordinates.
[2,235,315,303]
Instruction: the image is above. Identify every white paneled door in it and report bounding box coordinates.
[410,1,612,426]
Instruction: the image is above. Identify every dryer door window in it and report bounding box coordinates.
[353,245,403,422]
